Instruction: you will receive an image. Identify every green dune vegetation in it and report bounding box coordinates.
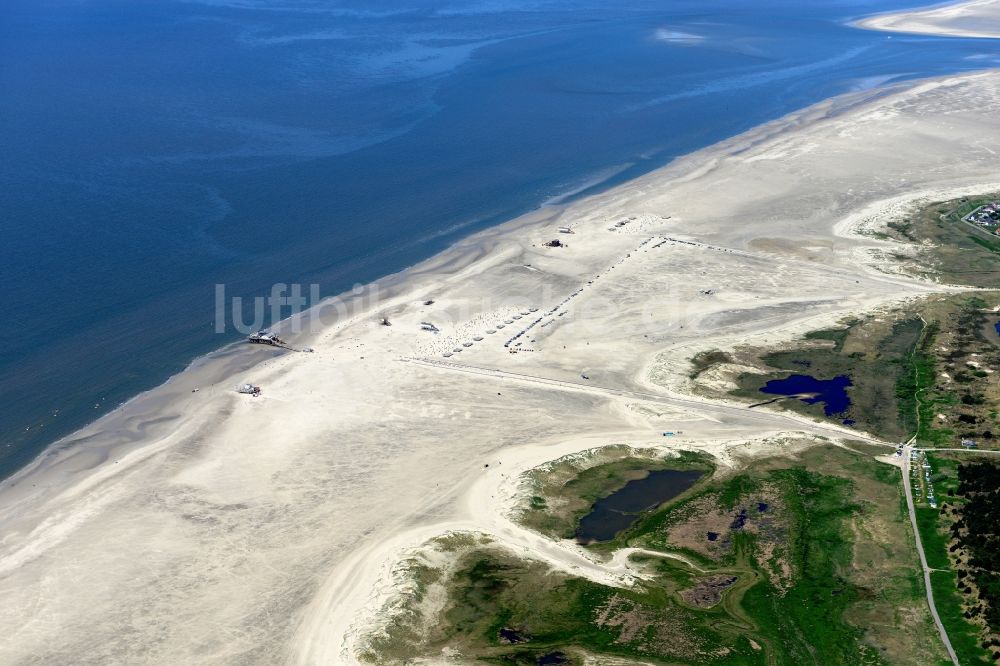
[698,293,1000,449]
[909,452,1000,665]
[516,446,713,543]
[874,192,1000,289]
[698,193,1000,444]
[362,445,947,665]
[675,194,1000,664]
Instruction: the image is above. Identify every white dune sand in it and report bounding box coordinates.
[858,0,1000,38]
[3,71,1000,663]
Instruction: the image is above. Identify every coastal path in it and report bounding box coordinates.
[400,357,894,449]
[901,442,960,665]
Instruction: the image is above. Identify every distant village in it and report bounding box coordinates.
[962,200,1000,233]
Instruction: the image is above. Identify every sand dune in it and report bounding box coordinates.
[3,70,1000,663]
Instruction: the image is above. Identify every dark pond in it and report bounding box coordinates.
[994,322,1000,336]
[576,469,702,542]
[537,653,569,665]
[760,374,853,416]
[499,628,528,644]
[731,508,748,530]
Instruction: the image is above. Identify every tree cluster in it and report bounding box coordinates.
[953,462,1000,632]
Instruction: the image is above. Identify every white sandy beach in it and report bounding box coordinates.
[859,0,1000,38]
[5,27,1000,664]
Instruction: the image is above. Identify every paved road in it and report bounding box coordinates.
[901,444,959,666]
[922,447,1000,454]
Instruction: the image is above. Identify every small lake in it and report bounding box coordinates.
[576,469,702,543]
[760,374,852,415]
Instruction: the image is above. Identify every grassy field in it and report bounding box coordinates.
[877,194,1000,288]
[874,197,1000,448]
[913,453,1000,664]
[365,445,948,665]
[727,313,924,442]
[722,294,1000,449]
[516,447,713,542]
[908,296,1000,449]
[930,570,993,666]
[717,296,1000,659]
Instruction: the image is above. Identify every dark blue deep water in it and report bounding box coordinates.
[760,373,854,415]
[576,469,702,541]
[3,0,999,478]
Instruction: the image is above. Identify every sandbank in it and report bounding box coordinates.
[858,0,1000,38]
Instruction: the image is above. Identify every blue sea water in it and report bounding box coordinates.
[2,0,999,478]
